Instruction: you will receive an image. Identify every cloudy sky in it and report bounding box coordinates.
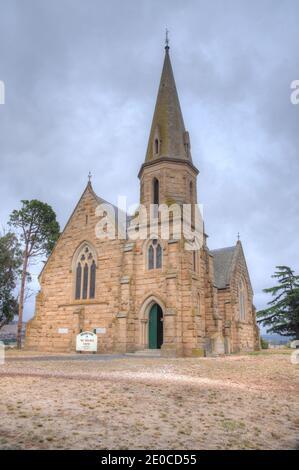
[0,0,298,322]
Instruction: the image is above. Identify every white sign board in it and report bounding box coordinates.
[96,327,106,334]
[76,331,98,352]
[58,328,68,334]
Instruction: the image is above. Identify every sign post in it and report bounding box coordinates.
[76,331,98,353]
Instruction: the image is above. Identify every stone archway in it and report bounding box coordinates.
[148,303,163,349]
[138,296,165,350]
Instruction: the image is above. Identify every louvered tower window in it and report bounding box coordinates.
[148,239,162,270]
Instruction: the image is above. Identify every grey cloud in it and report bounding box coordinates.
[0,0,298,321]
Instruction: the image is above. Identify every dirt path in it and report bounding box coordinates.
[0,368,297,393]
[0,351,298,450]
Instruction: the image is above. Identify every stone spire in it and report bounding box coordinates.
[144,42,192,163]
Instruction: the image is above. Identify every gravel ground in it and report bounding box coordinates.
[0,350,298,450]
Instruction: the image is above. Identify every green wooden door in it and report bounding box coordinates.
[149,304,163,349]
[149,304,158,349]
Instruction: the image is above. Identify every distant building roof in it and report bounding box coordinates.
[0,322,26,341]
[210,246,237,289]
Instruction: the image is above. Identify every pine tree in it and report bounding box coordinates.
[257,266,299,340]
[9,200,60,348]
[0,232,22,329]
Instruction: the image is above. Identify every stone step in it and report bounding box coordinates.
[126,349,161,357]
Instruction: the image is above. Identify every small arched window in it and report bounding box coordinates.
[154,138,159,155]
[74,244,97,300]
[239,279,246,321]
[156,243,162,268]
[148,239,162,270]
[190,181,195,225]
[190,181,193,200]
[148,244,154,270]
[153,178,159,206]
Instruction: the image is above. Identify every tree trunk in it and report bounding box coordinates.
[0,318,9,330]
[17,249,29,349]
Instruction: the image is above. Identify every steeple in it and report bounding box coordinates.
[144,41,193,164]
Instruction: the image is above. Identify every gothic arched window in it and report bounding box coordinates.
[148,244,154,270]
[156,243,162,268]
[90,260,96,298]
[190,181,195,225]
[154,138,159,155]
[239,279,246,321]
[190,181,193,200]
[83,263,88,299]
[74,244,97,300]
[148,239,162,270]
[153,178,159,206]
[75,263,82,300]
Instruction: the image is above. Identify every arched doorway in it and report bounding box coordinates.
[148,303,163,349]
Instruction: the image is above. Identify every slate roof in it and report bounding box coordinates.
[210,245,237,289]
[144,46,192,163]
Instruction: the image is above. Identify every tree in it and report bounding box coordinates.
[0,232,22,329]
[257,266,299,340]
[9,200,60,348]
[260,338,269,350]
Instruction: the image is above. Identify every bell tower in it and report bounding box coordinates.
[134,39,205,358]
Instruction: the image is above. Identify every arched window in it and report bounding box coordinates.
[190,181,195,225]
[74,244,97,300]
[148,239,162,270]
[156,243,162,268]
[239,279,246,321]
[148,245,154,269]
[154,138,159,155]
[83,263,88,299]
[89,260,96,298]
[153,178,159,205]
[75,263,82,300]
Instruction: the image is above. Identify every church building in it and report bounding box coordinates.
[25,43,260,356]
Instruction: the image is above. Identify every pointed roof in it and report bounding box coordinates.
[210,245,237,289]
[210,241,253,293]
[144,45,193,164]
[38,181,130,282]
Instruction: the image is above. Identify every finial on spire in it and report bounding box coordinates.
[88,171,92,183]
[165,28,170,50]
[237,232,240,241]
